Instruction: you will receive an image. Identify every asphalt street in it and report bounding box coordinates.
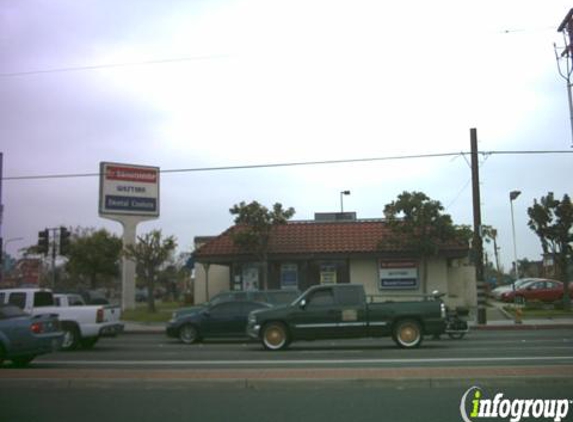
[1,330,572,422]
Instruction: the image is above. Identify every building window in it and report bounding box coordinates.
[320,263,338,284]
[280,263,298,290]
[242,264,260,291]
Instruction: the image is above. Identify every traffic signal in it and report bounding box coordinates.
[59,227,71,255]
[37,229,49,255]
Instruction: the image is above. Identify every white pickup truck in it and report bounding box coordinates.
[0,288,124,351]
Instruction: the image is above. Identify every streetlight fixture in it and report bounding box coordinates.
[340,190,350,213]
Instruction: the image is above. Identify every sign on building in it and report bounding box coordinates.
[379,261,419,290]
[99,162,160,217]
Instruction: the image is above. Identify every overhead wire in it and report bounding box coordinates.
[3,149,572,182]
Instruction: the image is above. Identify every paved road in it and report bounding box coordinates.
[1,330,573,422]
[26,328,573,368]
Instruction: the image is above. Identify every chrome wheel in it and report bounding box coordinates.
[262,322,288,351]
[61,324,80,351]
[179,324,199,344]
[393,319,423,349]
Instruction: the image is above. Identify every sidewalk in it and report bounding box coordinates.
[469,303,573,330]
[121,305,573,334]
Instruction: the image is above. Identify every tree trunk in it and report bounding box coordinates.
[261,259,268,290]
[146,269,156,313]
[558,253,571,311]
[421,256,428,295]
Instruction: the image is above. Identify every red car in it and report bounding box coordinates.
[500,279,571,304]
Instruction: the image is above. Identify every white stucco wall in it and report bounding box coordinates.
[193,264,230,304]
[349,257,475,304]
[193,257,477,307]
[447,264,478,309]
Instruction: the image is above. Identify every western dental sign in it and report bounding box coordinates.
[99,163,160,217]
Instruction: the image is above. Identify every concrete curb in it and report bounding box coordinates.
[122,321,573,335]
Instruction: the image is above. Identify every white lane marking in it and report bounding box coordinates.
[38,356,573,366]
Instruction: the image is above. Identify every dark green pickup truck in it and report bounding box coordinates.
[246,284,446,350]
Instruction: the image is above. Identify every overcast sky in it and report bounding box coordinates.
[1,0,572,272]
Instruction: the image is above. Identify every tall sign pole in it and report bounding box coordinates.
[470,128,486,325]
[99,163,160,311]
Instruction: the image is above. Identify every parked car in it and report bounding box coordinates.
[166,300,272,344]
[490,278,539,300]
[500,279,571,304]
[171,289,300,319]
[247,284,447,350]
[0,304,63,367]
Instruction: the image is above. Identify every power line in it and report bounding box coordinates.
[3,149,572,182]
[0,25,556,79]
[0,54,230,78]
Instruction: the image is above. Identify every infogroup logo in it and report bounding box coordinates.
[460,386,571,422]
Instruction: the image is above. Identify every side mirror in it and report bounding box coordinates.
[299,299,307,309]
[202,310,211,317]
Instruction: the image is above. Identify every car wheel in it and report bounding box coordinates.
[393,319,423,349]
[262,322,289,351]
[12,355,35,367]
[61,323,80,351]
[179,324,199,344]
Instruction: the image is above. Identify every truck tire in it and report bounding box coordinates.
[261,322,289,351]
[393,319,423,349]
[61,322,80,351]
[179,324,199,344]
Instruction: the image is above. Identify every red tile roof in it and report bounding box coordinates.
[195,220,468,260]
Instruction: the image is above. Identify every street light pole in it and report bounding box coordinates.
[340,190,350,213]
[509,190,521,280]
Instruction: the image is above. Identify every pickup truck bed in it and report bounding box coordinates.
[247,284,446,350]
[0,289,123,351]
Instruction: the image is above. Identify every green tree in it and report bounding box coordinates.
[124,230,177,312]
[527,192,573,310]
[65,228,122,290]
[229,201,295,290]
[382,191,467,294]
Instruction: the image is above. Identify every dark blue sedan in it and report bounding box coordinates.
[0,304,63,367]
[166,301,272,344]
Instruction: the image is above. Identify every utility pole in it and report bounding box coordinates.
[470,128,486,325]
[556,8,573,147]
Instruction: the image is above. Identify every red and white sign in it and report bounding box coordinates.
[379,260,419,290]
[99,162,160,217]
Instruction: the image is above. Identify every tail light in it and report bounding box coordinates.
[31,322,44,334]
[96,308,104,323]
